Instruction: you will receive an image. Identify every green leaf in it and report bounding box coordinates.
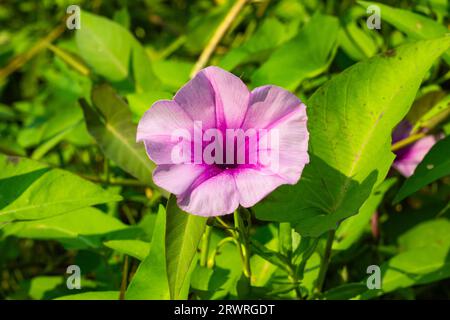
[0,154,121,223]
[76,12,131,82]
[126,205,170,299]
[300,253,321,294]
[132,43,161,93]
[1,207,135,249]
[251,14,339,91]
[165,194,207,299]
[250,239,290,274]
[398,218,450,251]
[360,218,450,298]
[152,59,193,92]
[24,276,64,300]
[31,119,84,160]
[250,224,279,287]
[76,12,159,91]
[104,240,151,260]
[406,91,449,132]
[219,18,293,71]
[324,283,368,300]
[339,15,378,61]
[0,103,16,121]
[361,246,450,299]
[17,276,97,300]
[126,90,172,119]
[255,38,450,237]
[55,291,119,300]
[190,229,242,299]
[412,93,450,133]
[394,135,450,203]
[18,101,83,150]
[359,1,450,64]
[80,85,157,188]
[334,178,396,250]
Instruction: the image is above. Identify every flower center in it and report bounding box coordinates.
[215,162,239,170]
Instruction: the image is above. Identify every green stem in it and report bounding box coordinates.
[190,0,248,77]
[297,238,320,281]
[79,174,148,187]
[200,225,212,267]
[47,43,90,76]
[119,255,129,300]
[157,35,186,59]
[103,158,110,183]
[215,216,237,235]
[207,237,239,268]
[279,222,293,258]
[315,229,336,295]
[234,210,252,282]
[391,132,426,152]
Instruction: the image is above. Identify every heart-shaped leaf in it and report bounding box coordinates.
[255,38,450,237]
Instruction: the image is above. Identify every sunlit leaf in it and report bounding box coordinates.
[219,17,293,71]
[0,154,121,223]
[76,12,160,91]
[251,14,339,91]
[1,207,137,249]
[126,205,170,299]
[255,38,450,237]
[361,246,450,299]
[359,1,450,64]
[104,240,151,260]
[165,194,207,300]
[55,291,119,300]
[398,219,450,251]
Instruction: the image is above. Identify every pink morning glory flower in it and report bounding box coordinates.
[392,120,437,177]
[137,66,309,216]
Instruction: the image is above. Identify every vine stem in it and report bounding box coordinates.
[79,174,148,187]
[234,210,252,283]
[200,225,212,267]
[207,237,239,268]
[0,23,66,80]
[190,0,248,77]
[315,229,336,295]
[119,255,129,300]
[391,132,426,152]
[47,43,90,76]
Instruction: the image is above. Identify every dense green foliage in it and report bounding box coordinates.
[0,0,449,300]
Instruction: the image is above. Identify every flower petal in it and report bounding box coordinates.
[234,168,286,208]
[153,164,206,195]
[176,66,250,130]
[137,100,193,141]
[261,109,309,183]
[174,70,217,129]
[242,85,306,131]
[137,100,194,164]
[243,85,309,183]
[178,171,239,216]
[393,135,437,177]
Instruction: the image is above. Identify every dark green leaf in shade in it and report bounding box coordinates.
[394,135,450,203]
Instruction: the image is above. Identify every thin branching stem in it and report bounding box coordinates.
[190,0,248,77]
[315,229,336,295]
[391,132,426,152]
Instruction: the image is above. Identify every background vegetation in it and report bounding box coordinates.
[0,0,449,300]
